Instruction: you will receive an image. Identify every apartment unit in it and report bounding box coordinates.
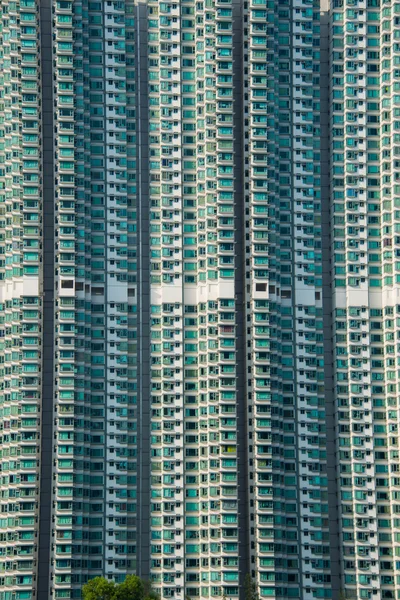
[0,0,398,599]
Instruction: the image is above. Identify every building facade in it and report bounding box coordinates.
[0,0,398,599]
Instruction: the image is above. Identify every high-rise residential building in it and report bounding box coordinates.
[1,0,400,599]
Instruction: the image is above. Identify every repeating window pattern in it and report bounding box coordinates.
[0,1,42,599]
[52,1,138,598]
[5,1,400,599]
[244,0,331,598]
[147,0,242,597]
[331,1,400,598]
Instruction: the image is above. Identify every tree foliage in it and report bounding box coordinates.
[82,576,157,600]
[244,574,259,600]
[82,578,115,600]
[114,576,144,600]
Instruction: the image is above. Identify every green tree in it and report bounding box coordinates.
[114,576,144,600]
[244,574,259,600]
[143,580,158,600]
[82,576,158,600]
[82,577,116,600]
